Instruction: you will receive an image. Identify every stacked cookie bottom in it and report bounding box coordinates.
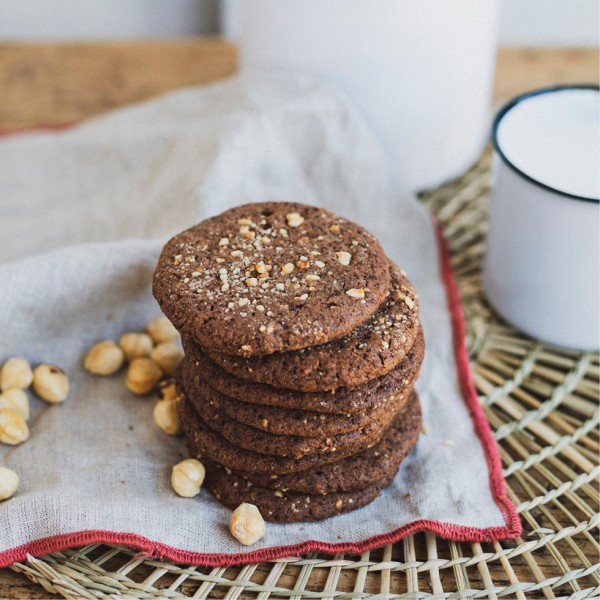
[175,303,424,523]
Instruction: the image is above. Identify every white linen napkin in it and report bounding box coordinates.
[0,74,518,565]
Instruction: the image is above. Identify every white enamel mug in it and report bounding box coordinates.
[483,85,600,350]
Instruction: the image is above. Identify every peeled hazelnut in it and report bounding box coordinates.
[0,389,30,420]
[153,399,181,435]
[285,212,304,228]
[0,357,33,391]
[0,409,29,445]
[230,503,266,545]
[157,380,178,402]
[150,343,183,376]
[147,317,179,344]
[171,459,205,497]
[0,467,19,501]
[84,341,125,375]
[335,251,352,266]
[33,364,69,403]
[125,358,163,395]
[118,332,154,361]
[345,288,365,299]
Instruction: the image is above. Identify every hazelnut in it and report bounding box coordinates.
[0,467,19,501]
[147,317,179,344]
[0,389,30,420]
[0,357,33,391]
[153,399,181,435]
[0,409,29,445]
[118,332,154,361]
[157,380,178,402]
[286,212,304,228]
[33,364,69,403]
[125,358,163,395]
[150,343,183,376]
[171,459,205,497]
[84,341,125,375]
[345,288,365,299]
[230,503,266,545]
[335,251,352,266]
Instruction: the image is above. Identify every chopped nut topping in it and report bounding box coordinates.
[286,212,304,228]
[231,250,244,258]
[246,277,258,287]
[296,259,310,269]
[221,283,230,292]
[335,498,343,509]
[218,237,229,246]
[305,274,320,282]
[404,296,415,309]
[274,490,284,498]
[297,293,309,301]
[243,231,256,240]
[336,251,352,266]
[238,298,250,307]
[382,340,389,349]
[276,283,285,291]
[314,260,325,268]
[346,288,365,299]
[239,225,250,234]
[282,263,295,274]
[261,418,268,429]
[255,262,268,274]
[259,325,267,333]
[240,345,252,353]
[329,224,340,233]
[237,218,253,226]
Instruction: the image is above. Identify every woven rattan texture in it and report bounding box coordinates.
[10,152,600,598]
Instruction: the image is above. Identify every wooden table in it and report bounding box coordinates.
[0,42,597,599]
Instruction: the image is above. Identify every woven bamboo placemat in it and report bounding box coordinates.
[9,151,599,598]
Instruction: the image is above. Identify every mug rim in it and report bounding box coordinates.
[492,84,600,204]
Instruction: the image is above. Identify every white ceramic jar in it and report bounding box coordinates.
[230,0,499,192]
[484,85,599,350]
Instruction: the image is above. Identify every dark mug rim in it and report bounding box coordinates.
[492,84,600,204]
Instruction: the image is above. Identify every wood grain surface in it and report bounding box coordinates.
[0,42,597,599]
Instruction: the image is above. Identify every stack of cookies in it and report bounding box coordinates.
[153,202,424,522]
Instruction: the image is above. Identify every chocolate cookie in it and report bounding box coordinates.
[153,202,391,356]
[204,459,397,523]
[240,391,421,495]
[201,263,420,391]
[177,394,385,475]
[179,375,402,459]
[183,327,425,414]
[182,359,411,437]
